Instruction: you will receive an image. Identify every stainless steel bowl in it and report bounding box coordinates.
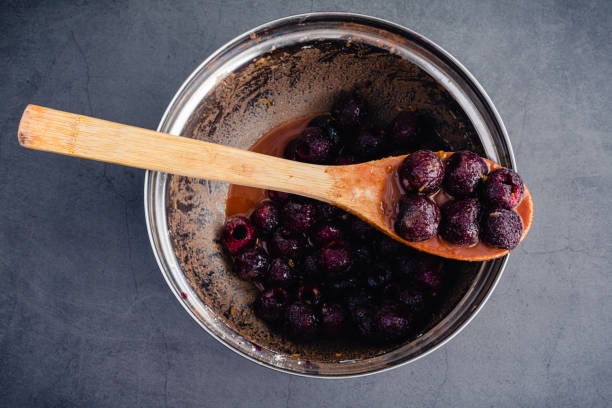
[144,13,514,377]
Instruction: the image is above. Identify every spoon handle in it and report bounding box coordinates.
[18,105,336,200]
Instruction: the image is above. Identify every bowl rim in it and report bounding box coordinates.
[144,12,514,378]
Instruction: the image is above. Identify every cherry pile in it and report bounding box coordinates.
[221,91,522,343]
[393,150,525,250]
[223,200,448,343]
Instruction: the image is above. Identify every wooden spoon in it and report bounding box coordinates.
[18,105,533,261]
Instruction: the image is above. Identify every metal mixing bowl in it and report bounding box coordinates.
[144,13,514,377]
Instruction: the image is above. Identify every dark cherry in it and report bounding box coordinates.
[444,151,488,197]
[352,126,387,159]
[308,114,342,149]
[481,208,523,249]
[311,223,344,247]
[331,91,367,128]
[320,303,347,337]
[337,209,352,224]
[267,258,298,288]
[255,288,289,323]
[414,115,451,151]
[351,305,378,341]
[283,138,299,161]
[308,114,333,128]
[326,277,359,298]
[481,168,524,209]
[413,256,447,296]
[393,252,419,279]
[297,285,322,306]
[365,264,393,291]
[376,235,405,257]
[382,283,401,303]
[440,198,481,246]
[222,216,256,255]
[281,199,317,233]
[268,227,307,259]
[294,126,335,164]
[398,150,444,195]
[316,241,352,277]
[285,302,320,341]
[389,111,419,147]
[394,194,440,242]
[351,245,374,270]
[314,200,341,220]
[335,154,357,165]
[233,248,270,281]
[267,190,291,203]
[376,303,413,341]
[348,216,376,241]
[250,201,280,236]
[298,253,321,282]
[344,289,375,311]
[398,285,427,313]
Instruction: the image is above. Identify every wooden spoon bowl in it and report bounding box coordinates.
[327,152,533,261]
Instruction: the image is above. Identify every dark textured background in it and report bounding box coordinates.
[1,1,611,407]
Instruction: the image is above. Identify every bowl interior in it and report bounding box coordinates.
[168,40,482,360]
[148,14,511,377]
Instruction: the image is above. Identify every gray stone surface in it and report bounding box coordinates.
[1,0,611,406]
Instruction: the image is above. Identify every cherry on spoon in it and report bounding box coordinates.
[18,105,533,261]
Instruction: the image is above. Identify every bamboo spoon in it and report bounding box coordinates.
[18,105,533,261]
